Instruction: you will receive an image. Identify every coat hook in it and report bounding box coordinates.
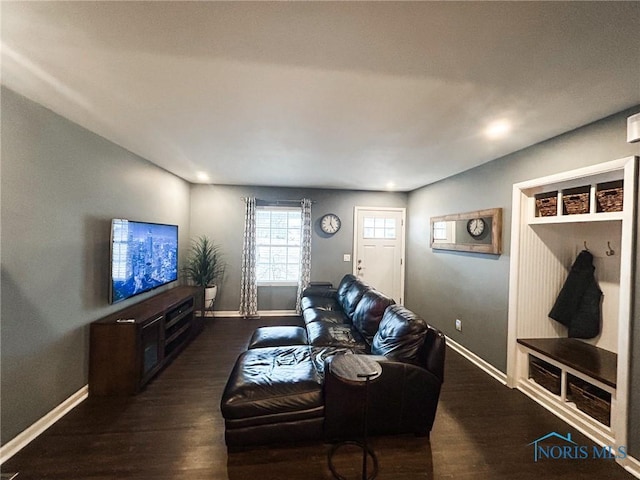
[606,241,615,256]
[583,241,589,251]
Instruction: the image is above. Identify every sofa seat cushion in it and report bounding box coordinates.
[221,346,323,421]
[303,308,350,325]
[248,326,308,349]
[306,322,367,352]
[372,304,428,364]
[301,295,341,312]
[310,345,357,375]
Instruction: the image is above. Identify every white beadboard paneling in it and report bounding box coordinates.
[516,222,569,339]
[521,222,622,353]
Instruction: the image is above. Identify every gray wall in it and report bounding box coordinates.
[189,185,407,311]
[0,88,192,444]
[406,106,640,455]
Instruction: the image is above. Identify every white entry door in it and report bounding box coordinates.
[353,207,406,304]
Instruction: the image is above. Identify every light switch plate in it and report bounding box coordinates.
[343,254,351,262]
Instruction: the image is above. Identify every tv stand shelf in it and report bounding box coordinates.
[89,286,202,396]
[165,310,191,330]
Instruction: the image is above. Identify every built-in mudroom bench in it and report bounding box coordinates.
[518,338,616,427]
[506,156,637,471]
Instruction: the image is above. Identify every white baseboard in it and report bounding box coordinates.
[205,309,299,318]
[445,336,507,385]
[622,452,640,479]
[0,385,88,465]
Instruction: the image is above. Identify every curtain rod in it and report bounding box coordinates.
[240,197,315,204]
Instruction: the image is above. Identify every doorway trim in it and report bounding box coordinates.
[352,206,406,304]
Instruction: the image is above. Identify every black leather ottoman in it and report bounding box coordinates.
[220,345,324,447]
[247,326,308,349]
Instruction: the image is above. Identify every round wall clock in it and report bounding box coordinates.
[467,218,486,238]
[320,213,341,235]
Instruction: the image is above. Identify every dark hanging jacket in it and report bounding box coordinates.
[548,250,602,339]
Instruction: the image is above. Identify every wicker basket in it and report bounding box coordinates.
[535,194,557,217]
[596,186,623,212]
[568,379,611,426]
[563,191,590,215]
[529,358,561,395]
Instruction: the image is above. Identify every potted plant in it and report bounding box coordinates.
[183,236,226,312]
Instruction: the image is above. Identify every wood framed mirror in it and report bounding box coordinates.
[430,208,502,254]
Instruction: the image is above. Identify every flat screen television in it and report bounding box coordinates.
[110,219,179,304]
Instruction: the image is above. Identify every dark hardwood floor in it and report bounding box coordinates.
[2,316,635,479]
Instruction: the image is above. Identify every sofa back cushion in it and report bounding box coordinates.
[336,274,358,305]
[372,305,427,364]
[340,279,370,319]
[351,289,395,344]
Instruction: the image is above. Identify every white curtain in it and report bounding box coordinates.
[296,198,313,314]
[239,197,259,318]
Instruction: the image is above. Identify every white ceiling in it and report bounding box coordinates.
[2,1,639,191]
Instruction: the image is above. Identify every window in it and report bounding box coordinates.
[432,221,448,241]
[256,207,302,284]
[432,220,455,243]
[111,219,129,281]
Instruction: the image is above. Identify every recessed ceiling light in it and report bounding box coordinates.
[386,181,396,190]
[196,171,210,182]
[484,119,512,139]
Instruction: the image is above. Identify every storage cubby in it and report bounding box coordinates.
[507,156,636,467]
[596,180,624,213]
[90,287,200,396]
[528,166,626,223]
[561,185,590,215]
[528,356,561,395]
[568,374,611,427]
[534,191,558,217]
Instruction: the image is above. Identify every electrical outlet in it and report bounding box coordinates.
[455,319,462,331]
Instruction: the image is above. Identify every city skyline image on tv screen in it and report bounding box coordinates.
[110,219,178,304]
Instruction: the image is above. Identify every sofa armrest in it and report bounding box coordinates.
[418,327,446,384]
[323,355,443,440]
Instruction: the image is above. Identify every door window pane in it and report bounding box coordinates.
[363,216,397,239]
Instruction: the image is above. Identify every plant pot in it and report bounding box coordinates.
[204,285,218,309]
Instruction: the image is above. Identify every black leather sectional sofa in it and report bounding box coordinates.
[220,274,446,448]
